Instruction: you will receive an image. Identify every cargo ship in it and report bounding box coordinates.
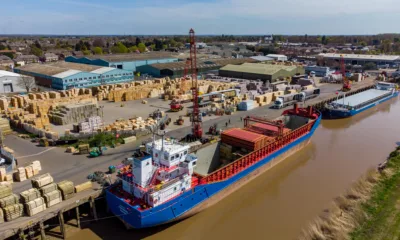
[324,82,398,119]
[106,105,321,229]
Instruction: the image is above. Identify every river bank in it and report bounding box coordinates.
[299,147,400,240]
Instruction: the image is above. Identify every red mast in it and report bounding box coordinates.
[189,28,203,138]
[340,54,351,91]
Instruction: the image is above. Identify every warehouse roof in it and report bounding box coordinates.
[75,52,177,62]
[250,56,275,61]
[0,70,20,78]
[16,62,122,78]
[318,53,400,61]
[147,58,258,71]
[220,63,298,75]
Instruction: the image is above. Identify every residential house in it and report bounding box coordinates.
[43,53,58,62]
[0,55,14,69]
[14,55,39,66]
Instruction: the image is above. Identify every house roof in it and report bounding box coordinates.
[0,70,20,78]
[0,55,11,61]
[16,62,125,78]
[219,63,298,76]
[15,55,39,61]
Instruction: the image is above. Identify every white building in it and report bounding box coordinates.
[266,54,288,61]
[0,70,29,93]
[318,53,400,66]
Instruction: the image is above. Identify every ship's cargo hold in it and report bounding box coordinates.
[57,180,75,200]
[14,167,27,182]
[221,128,270,151]
[0,184,12,199]
[0,194,19,208]
[25,197,46,216]
[39,183,58,195]
[75,181,92,193]
[43,190,62,207]
[3,204,24,221]
[20,188,41,203]
[237,100,256,111]
[31,173,54,188]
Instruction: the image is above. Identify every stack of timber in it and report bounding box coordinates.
[57,180,75,200]
[31,173,63,208]
[25,160,42,179]
[221,128,272,151]
[0,184,21,222]
[31,173,53,188]
[0,118,12,135]
[14,167,27,182]
[74,181,92,193]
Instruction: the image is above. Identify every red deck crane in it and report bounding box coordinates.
[188,28,203,139]
[340,55,351,91]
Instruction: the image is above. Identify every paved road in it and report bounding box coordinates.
[5,80,374,194]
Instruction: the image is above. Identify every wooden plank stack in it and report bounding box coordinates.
[74,181,92,193]
[31,173,54,188]
[3,204,23,222]
[14,167,27,182]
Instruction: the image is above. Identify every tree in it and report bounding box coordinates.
[30,46,43,57]
[128,46,138,53]
[359,41,367,47]
[363,62,377,70]
[34,40,41,49]
[17,76,36,92]
[93,38,105,47]
[138,43,146,53]
[2,52,14,59]
[381,39,392,53]
[321,35,328,45]
[0,45,5,50]
[93,47,103,55]
[111,42,128,53]
[135,37,141,46]
[83,50,91,55]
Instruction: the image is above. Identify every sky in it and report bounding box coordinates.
[1,0,400,35]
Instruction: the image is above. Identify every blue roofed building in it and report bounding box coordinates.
[14,62,134,90]
[65,52,179,72]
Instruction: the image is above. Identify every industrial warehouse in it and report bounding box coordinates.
[14,62,134,90]
[137,58,258,78]
[318,53,400,67]
[65,52,179,72]
[219,62,305,82]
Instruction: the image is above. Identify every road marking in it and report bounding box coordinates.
[17,147,56,159]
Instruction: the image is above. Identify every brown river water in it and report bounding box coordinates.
[71,96,400,240]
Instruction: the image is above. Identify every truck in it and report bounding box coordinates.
[273,93,302,109]
[274,88,320,109]
[298,88,320,102]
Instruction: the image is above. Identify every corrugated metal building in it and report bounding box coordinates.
[318,53,400,67]
[137,58,259,78]
[219,63,304,82]
[0,70,28,93]
[65,52,179,72]
[14,62,134,90]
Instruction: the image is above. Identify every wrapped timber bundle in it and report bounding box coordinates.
[31,173,53,188]
[14,167,27,182]
[25,197,46,216]
[3,204,23,221]
[0,184,12,199]
[0,194,19,208]
[74,181,92,193]
[43,190,62,208]
[20,188,41,203]
[39,183,58,195]
[57,180,75,200]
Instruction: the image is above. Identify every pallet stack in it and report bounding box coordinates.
[57,180,75,200]
[0,184,23,222]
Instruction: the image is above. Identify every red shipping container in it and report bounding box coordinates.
[221,128,271,150]
[246,122,291,136]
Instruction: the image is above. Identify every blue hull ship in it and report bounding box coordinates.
[106,105,321,229]
[324,82,398,119]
